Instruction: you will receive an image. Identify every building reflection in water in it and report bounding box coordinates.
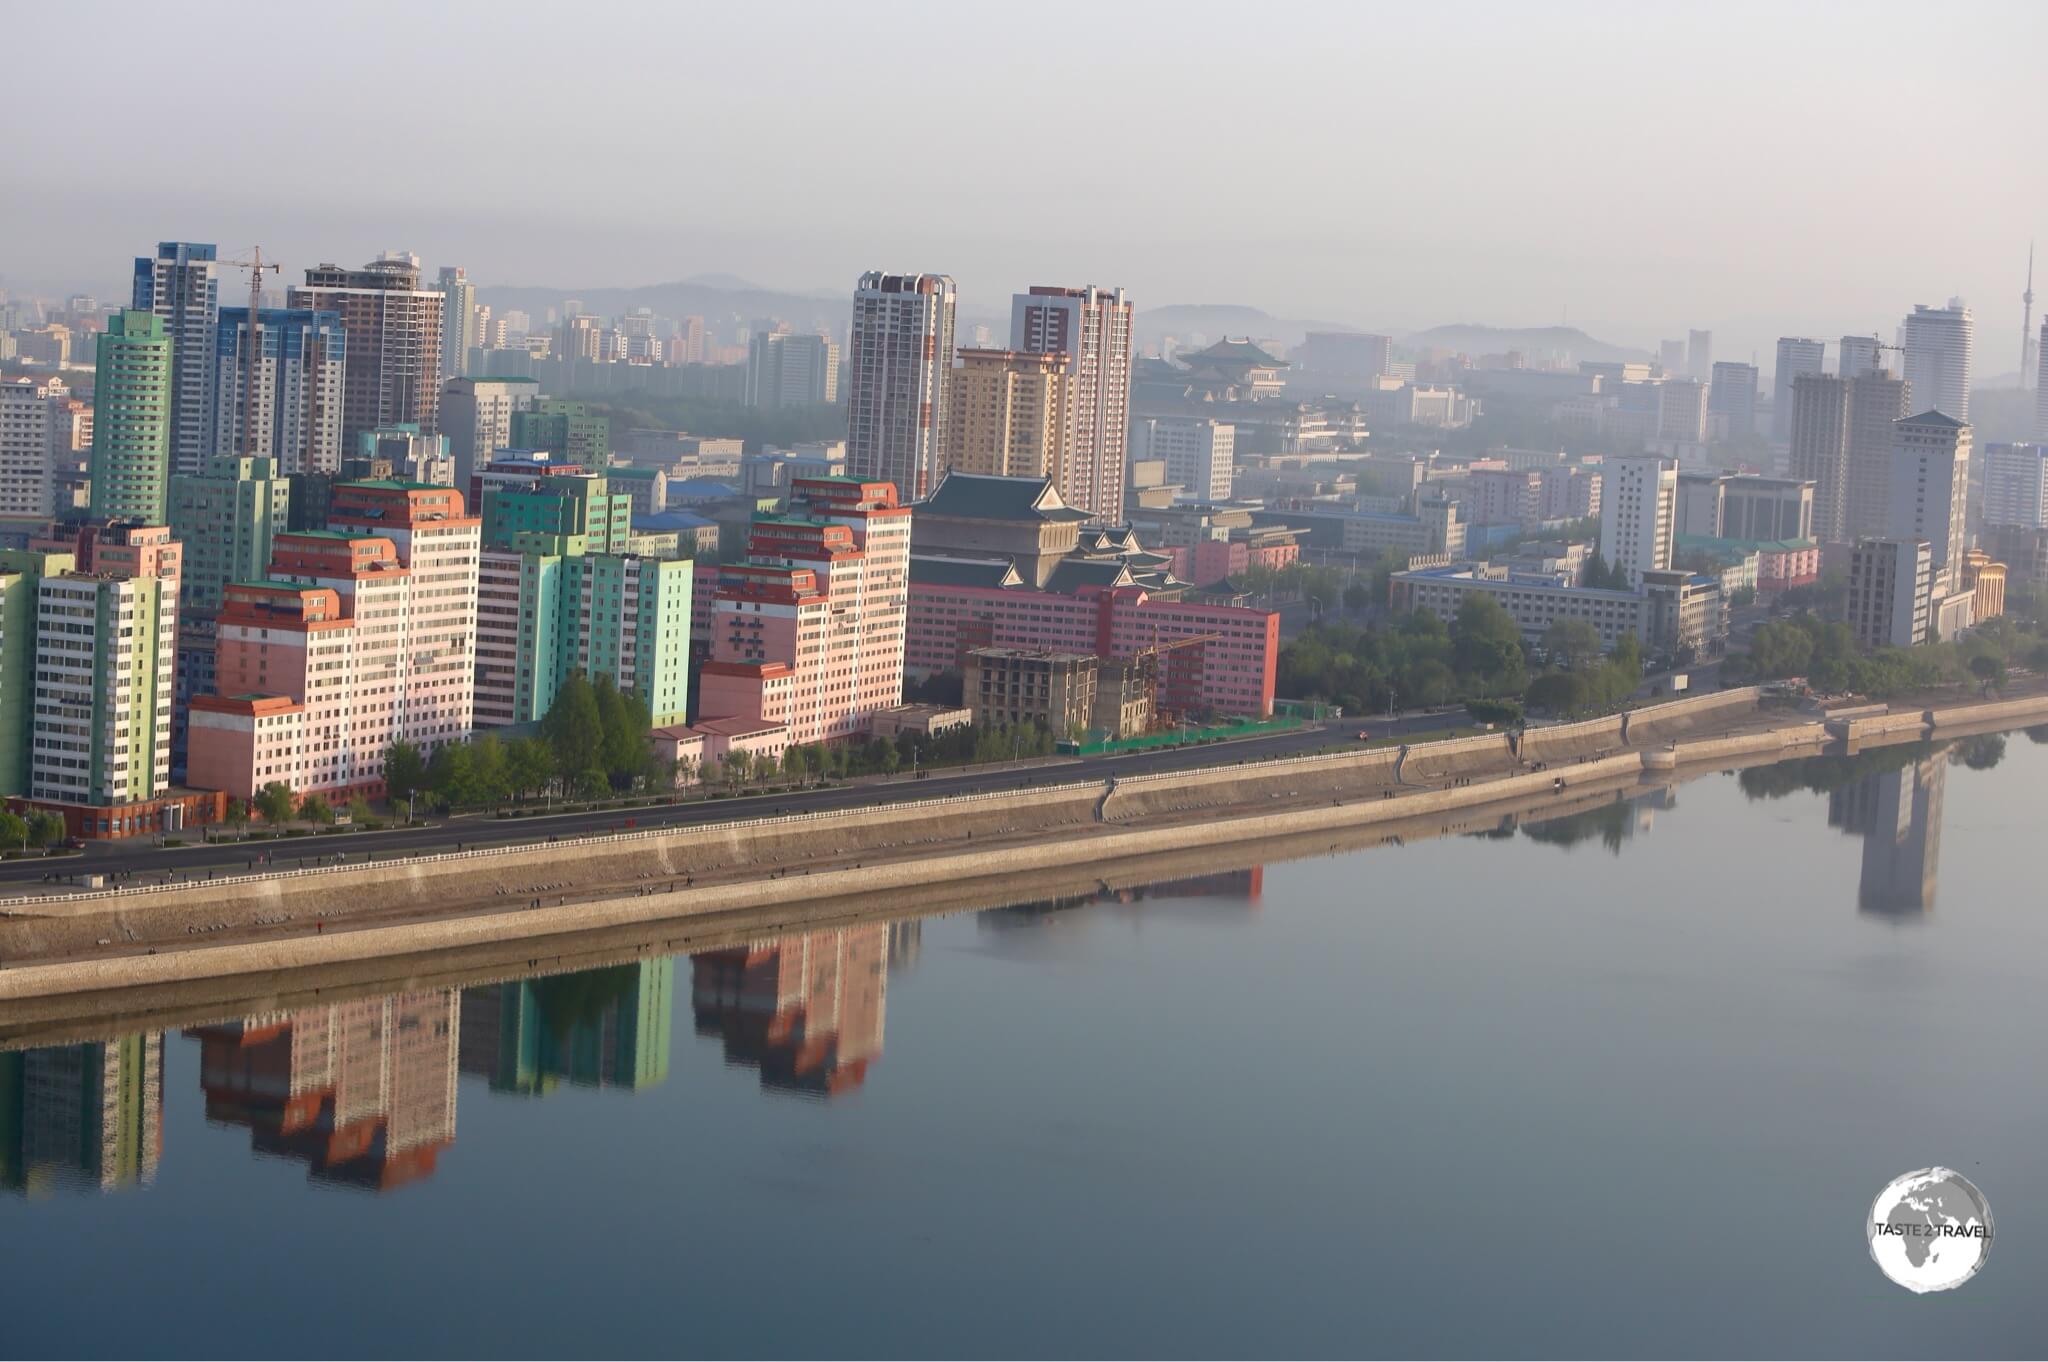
[0,864,1271,1191]
[1829,754,1945,918]
[0,1035,163,1196]
[979,867,1265,930]
[187,992,459,1193]
[692,925,891,1099]
[459,959,674,1096]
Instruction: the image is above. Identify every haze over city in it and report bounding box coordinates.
[7,0,2045,364]
[7,4,2048,1357]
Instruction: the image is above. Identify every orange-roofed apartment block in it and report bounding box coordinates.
[185,481,480,800]
[696,479,910,746]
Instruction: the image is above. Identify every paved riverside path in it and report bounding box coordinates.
[0,713,1460,896]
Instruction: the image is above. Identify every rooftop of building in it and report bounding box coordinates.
[690,715,790,739]
[1674,533,1819,554]
[337,478,460,494]
[1044,558,1137,593]
[1396,561,1643,598]
[226,577,337,593]
[1179,337,1288,367]
[908,555,1026,589]
[919,472,1092,523]
[1898,409,1968,429]
[968,646,1098,663]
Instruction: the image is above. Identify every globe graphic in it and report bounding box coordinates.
[1867,1167,1993,1293]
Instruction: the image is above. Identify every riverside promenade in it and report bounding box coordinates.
[3,685,2045,1001]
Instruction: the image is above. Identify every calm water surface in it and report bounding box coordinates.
[4,734,2047,1358]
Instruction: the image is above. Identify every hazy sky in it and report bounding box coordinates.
[6,0,2044,367]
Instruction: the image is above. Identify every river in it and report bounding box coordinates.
[3,731,2045,1358]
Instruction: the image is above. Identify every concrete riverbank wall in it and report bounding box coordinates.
[0,753,1653,1001]
[6,686,2048,1001]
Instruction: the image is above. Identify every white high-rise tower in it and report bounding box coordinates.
[132,242,220,477]
[1900,299,1974,421]
[846,272,957,500]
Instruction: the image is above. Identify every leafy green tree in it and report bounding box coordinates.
[425,742,469,806]
[25,810,64,848]
[1465,698,1524,727]
[1342,581,1373,613]
[223,799,250,839]
[469,733,511,805]
[1527,670,1590,715]
[0,810,27,854]
[505,736,555,801]
[1542,618,1603,671]
[1969,652,2006,694]
[383,740,427,806]
[346,795,375,825]
[297,793,334,825]
[1451,594,1527,695]
[540,671,604,781]
[1404,659,1458,707]
[782,746,806,780]
[575,764,610,800]
[255,781,296,827]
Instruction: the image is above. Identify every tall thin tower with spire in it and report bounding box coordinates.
[2022,243,2037,391]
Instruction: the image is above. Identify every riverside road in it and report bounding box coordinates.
[0,714,1464,894]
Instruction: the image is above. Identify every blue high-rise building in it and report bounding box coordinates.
[211,308,347,475]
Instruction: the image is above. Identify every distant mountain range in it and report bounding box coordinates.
[475,276,848,334]
[1135,306,1648,365]
[472,280,1647,366]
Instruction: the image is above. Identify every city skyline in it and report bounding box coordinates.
[4,5,2044,370]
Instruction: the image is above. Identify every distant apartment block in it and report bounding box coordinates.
[441,375,542,491]
[211,308,347,474]
[86,310,175,523]
[947,349,1073,481]
[1010,285,1134,524]
[746,328,839,408]
[1847,537,1933,649]
[1597,456,1676,587]
[0,375,70,518]
[1130,416,1233,503]
[288,254,445,449]
[1981,443,2048,528]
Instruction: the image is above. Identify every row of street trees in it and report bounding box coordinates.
[0,808,67,854]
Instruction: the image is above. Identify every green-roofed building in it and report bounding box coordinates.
[482,473,633,555]
[87,310,175,522]
[474,469,693,730]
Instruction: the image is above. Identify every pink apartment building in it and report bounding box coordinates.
[186,484,480,801]
[696,479,911,746]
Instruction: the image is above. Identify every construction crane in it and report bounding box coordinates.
[218,248,280,460]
